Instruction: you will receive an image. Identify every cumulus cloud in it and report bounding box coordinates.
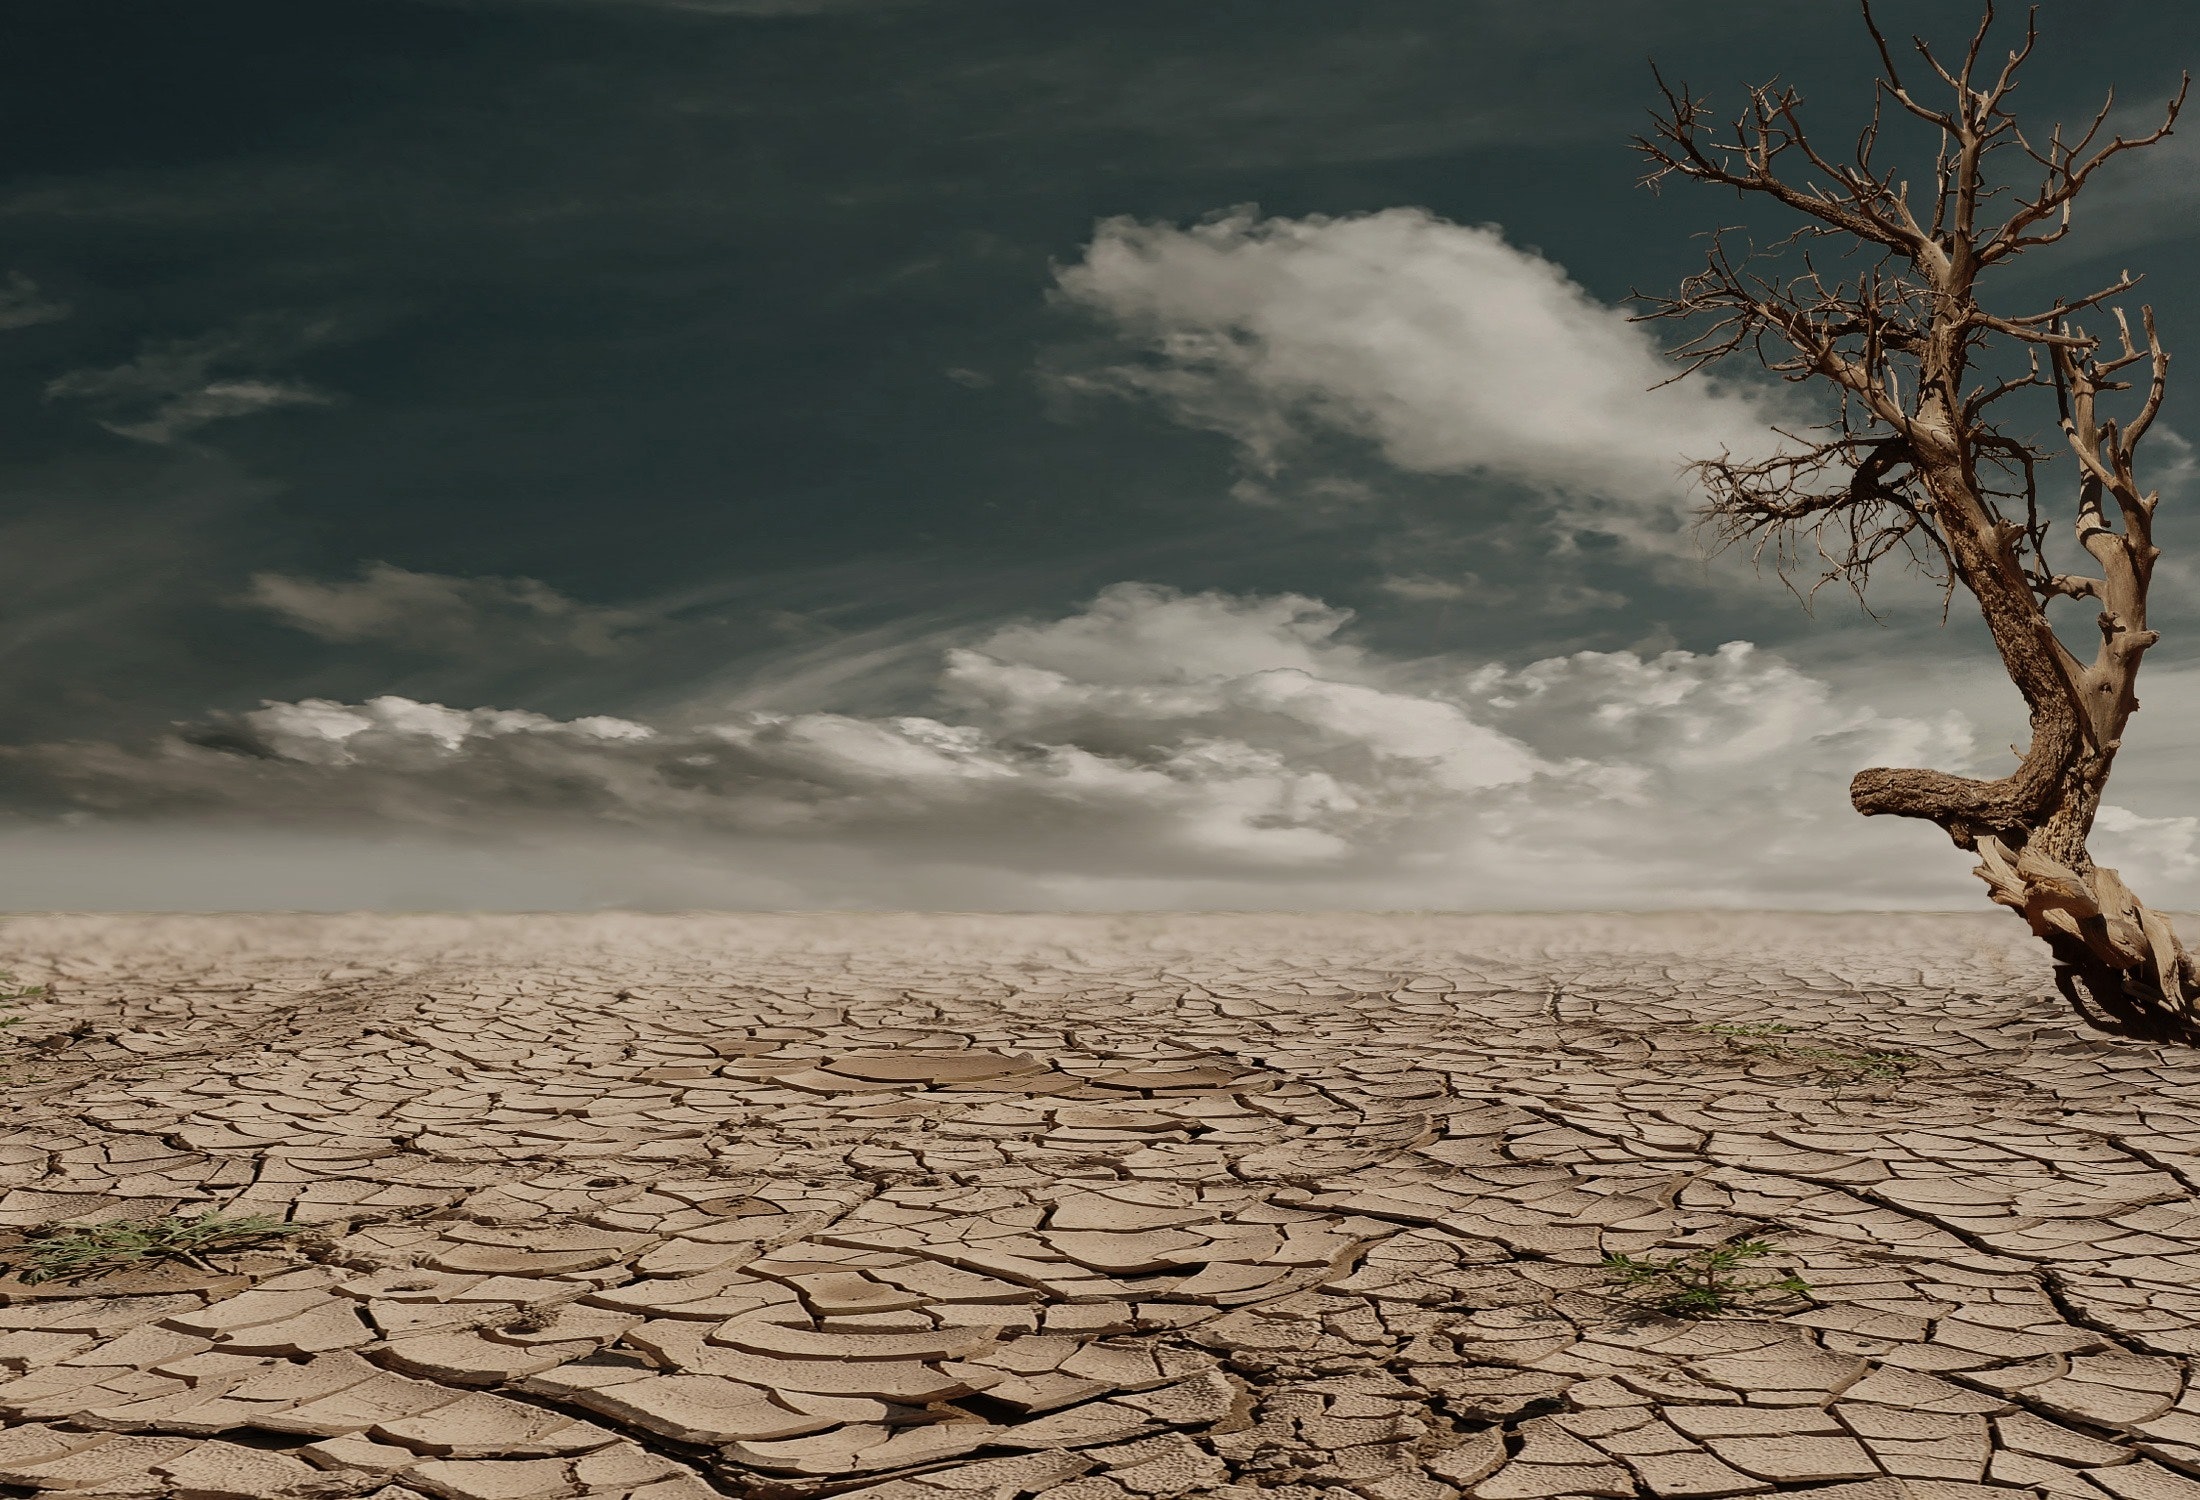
[46,318,334,444]
[1052,208,1788,548]
[243,562,647,658]
[7,579,2119,911]
[0,272,69,332]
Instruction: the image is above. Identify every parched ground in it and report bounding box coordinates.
[3,912,2200,1500]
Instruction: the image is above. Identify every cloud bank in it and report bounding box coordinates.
[13,579,2147,912]
[1053,208,1787,547]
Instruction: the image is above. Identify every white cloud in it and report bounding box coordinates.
[243,562,647,658]
[46,319,335,445]
[1464,641,1978,779]
[1052,208,1788,548]
[12,579,2148,912]
[2094,804,2200,879]
[243,697,655,763]
[0,272,68,332]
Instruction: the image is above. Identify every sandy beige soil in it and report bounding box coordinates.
[1,911,2198,1500]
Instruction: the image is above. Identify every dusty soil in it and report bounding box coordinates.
[1,910,2198,1500]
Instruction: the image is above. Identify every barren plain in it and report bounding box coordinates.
[3,911,2200,1500]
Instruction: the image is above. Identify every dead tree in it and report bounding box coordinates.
[1637,3,2196,1032]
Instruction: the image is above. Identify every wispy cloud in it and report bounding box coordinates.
[9,580,2054,910]
[242,562,648,659]
[0,272,69,332]
[1053,208,1792,553]
[46,318,336,445]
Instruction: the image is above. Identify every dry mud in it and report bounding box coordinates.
[2,910,2200,1500]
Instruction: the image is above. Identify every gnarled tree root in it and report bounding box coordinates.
[1970,835,2200,1040]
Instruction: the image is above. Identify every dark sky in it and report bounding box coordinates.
[3,0,2198,910]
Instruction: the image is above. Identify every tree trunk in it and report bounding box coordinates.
[1847,445,2198,1030]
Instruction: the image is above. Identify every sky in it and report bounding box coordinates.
[3,0,2199,911]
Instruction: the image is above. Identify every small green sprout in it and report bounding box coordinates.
[0,972,46,1036]
[1598,1238,1812,1318]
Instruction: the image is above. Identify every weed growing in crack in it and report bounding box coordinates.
[1597,1238,1812,1318]
[0,973,55,1085]
[1698,1022,1916,1086]
[1792,1044,1917,1085]
[12,1212,309,1284]
[0,972,46,1038]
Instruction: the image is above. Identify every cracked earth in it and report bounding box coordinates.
[4,912,2200,1500]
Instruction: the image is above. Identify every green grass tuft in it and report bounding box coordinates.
[1598,1237,1812,1318]
[14,1212,309,1284]
[0,972,54,1084]
[0,971,46,1036]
